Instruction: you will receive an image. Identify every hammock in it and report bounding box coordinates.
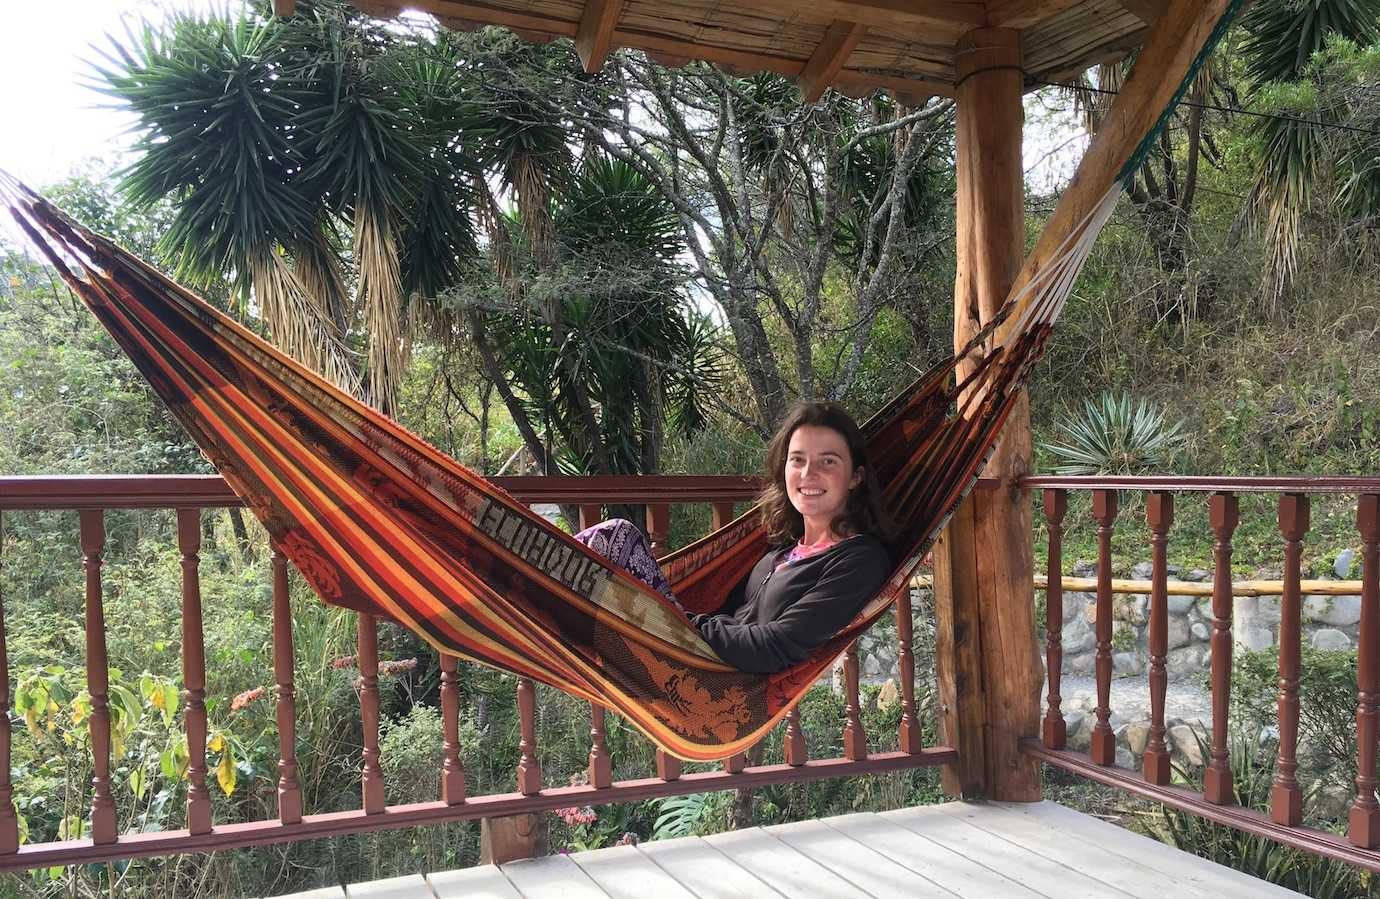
[1,2,1241,762]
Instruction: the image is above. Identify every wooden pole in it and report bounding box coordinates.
[932,26,1042,802]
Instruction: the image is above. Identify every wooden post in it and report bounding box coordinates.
[931,26,1041,801]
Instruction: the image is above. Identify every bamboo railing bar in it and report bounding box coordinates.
[843,640,866,760]
[79,510,117,844]
[1030,575,1367,598]
[177,509,212,834]
[1143,492,1172,786]
[1272,494,1308,827]
[0,513,15,855]
[588,705,612,789]
[1090,491,1117,766]
[896,589,921,753]
[516,678,541,795]
[1041,489,1067,750]
[1351,494,1380,847]
[440,653,465,805]
[0,749,957,871]
[1204,493,1239,806]
[357,613,385,815]
[271,550,303,824]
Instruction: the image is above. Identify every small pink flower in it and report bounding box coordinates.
[330,655,357,670]
[231,686,266,712]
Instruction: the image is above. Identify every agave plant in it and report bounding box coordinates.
[1040,392,1187,476]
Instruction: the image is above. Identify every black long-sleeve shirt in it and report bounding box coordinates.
[691,534,891,674]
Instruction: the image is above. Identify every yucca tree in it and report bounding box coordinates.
[1240,0,1380,309]
[94,9,358,391]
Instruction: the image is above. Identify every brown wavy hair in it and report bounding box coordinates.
[759,401,892,546]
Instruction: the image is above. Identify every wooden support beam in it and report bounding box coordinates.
[799,21,868,103]
[1001,0,1237,342]
[985,0,1082,29]
[747,0,985,31]
[575,0,623,74]
[939,26,1043,803]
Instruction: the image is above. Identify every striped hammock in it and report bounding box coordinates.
[1,1,1241,761]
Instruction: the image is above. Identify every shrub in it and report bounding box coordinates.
[1041,391,1187,475]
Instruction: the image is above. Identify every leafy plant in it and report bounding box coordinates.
[652,791,729,839]
[1041,392,1187,475]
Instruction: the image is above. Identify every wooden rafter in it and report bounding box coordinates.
[575,0,623,73]
[749,0,985,30]
[1116,0,1170,25]
[799,21,868,103]
[984,0,1083,29]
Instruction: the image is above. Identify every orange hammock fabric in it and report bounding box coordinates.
[0,0,1239,764]
[6,185,1045,760]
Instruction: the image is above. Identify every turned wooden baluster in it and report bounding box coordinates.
[440,653,466,804]
[271,550,303,823]
[1204,493,1239,805]
[1142,492,1174,784]
[579,505,602,531]
[784,705,807,766]
[79,510,117,843]
[1271,493,1309,827]
[646,503,671,559]
[358,613,385,814]
[516,677,542,795]
[656,749,682,781]
[177,510,212,833]
[1350,494,1380,847]
[0,512,17,854]
[1042,489,1068,749]
[897,589,921,753]
[588,704,612,789]
[723,751,746,774]
[1090,490,1118,766]
[712,502,736,531]
[843,640,867,760]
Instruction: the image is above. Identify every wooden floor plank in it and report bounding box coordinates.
[346,874,435,898]
[500,854,609,899]
[765,818,960,897]
[568,844,698,899]
[427,864,524,899]
[705,827,872,898]
[931,802,1211,899]
[881,805,1138,898]
[820,812,1046,899]
[636,835,786,899]
[989,800,1307,898]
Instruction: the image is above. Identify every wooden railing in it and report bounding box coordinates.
[1021,475,1380,874]
[0,474,953,870]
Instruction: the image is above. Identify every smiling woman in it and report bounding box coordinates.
[577,402,893,674]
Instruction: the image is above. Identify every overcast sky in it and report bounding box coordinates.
[1,1,1084,194]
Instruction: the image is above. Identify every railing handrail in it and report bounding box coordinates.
[0,473,763,510]
[1022,474,1380,494]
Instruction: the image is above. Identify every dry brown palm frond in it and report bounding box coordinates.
[248,247,359,394]
[355,206,407,416]
[509,152,555,268]
[292,232,351,334]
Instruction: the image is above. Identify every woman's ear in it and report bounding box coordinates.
[850,466,864,489]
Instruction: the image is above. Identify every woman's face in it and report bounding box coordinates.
[784,424,862,532]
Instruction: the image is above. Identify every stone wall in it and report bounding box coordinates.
[1054,560,1362,680]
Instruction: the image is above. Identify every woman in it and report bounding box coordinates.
[575,401,892,675]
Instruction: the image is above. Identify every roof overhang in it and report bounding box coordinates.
[274,1,1166,104]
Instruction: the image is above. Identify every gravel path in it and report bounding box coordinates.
[1047,674,1213,725]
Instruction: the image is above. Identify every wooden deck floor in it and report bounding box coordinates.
[270,800,1306,898]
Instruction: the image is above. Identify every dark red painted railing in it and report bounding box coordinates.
[1022,475,1380,874]
[0,474,952,870]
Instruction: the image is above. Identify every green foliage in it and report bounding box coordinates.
[1041,392,1187,475]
